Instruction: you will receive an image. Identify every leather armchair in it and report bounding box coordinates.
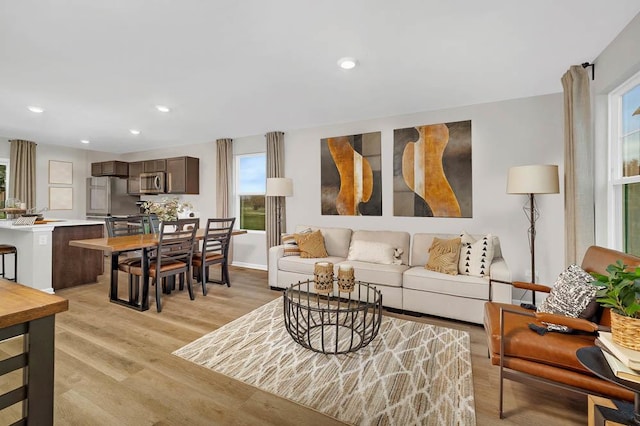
[484,245,640,418]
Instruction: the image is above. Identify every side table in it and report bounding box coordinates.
[577,346,640,425]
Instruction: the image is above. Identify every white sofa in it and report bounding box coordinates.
[268,226,512,324]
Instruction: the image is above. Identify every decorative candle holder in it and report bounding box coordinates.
[337,263,355,292]
[313,261,334,294]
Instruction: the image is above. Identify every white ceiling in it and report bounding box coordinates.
[1,1,639,154]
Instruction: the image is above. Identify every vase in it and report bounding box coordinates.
[611,311,640,351]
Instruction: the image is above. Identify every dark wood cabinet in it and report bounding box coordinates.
[52,224,104,290]
[91,161,128,177]
[127,161,143,194]
[166,156,199,194]
[143,159,166,172]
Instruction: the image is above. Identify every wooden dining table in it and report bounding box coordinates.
[69,229,246,311]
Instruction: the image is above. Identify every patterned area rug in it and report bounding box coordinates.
[173,298,476,425]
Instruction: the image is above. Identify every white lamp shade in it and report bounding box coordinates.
[266,177,293,197]
[507,165,559,194]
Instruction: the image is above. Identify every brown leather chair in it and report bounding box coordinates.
[484,245,640,418]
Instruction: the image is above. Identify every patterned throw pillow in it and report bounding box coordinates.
[425,237,461,275]
[537,264,597,332]
[294,230,328,258]
[281,233,300,257]
[458,232,495,277]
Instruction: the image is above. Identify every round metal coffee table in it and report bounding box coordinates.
[283,280,382,355]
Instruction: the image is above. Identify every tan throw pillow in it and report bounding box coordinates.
[281,233,300,256]
[425,237,461,275]
[294,230,328,258]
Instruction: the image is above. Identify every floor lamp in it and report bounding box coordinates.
[266,177,293,245]
[507,165,559,305]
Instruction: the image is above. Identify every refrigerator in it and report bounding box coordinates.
[86,177,141,218]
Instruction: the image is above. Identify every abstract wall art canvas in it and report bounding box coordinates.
[321,132,382,216]
[393,121,472,218]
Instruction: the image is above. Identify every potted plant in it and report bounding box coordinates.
[141,197,193,222]
[591,261,640,350]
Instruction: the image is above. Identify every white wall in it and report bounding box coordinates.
[233,93,565,285]
[592,12,640,248]
[0,137,91,219]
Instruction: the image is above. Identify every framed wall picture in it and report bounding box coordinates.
[49,187,73,210]
[49,160,73,184]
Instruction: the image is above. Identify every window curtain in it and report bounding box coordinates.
[216,138,233,218]
[266,131,285,250]
[9,139,37,210]
[562,65,594,264]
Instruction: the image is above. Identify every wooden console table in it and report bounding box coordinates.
[0,280,68,425]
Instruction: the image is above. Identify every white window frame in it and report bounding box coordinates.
[234,152,266,232]
[608,71,640,250]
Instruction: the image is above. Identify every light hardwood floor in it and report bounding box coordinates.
[1,265,589,425]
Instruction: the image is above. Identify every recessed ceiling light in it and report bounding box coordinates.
[337,57,358,70]
[155,105,170,113]
[27,106,44,113]
[80,139,90,144]
[129,129,141,135]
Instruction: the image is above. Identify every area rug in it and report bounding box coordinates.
[173,298,476,425]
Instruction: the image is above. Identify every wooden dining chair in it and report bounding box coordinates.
[106,215,147,302]
[129,218,199,312]
[192,217,236,295]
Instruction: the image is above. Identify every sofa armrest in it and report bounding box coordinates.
[513,281,552,293]
[489,257,511,283]
[268,245,285,288]
[534,312,601,333]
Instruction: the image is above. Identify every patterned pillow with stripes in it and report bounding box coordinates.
[281,233,300,257]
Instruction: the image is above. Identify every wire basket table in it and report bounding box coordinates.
[283,280,382,354]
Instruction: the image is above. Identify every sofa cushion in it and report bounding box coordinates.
[404,266,489,300]
[296,225,352,258]
[459,232,495,277]
[537,264,598,332]
[347,240,396,264]
[340,260,408,288]
[278,256,346,275]
[425,237,461,275]
[295,230,328,258]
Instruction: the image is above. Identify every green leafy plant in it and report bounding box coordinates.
[591,261,640,318]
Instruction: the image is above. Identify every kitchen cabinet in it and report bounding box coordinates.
[127,161,143,194]
[166,156,199,194]
[143,159,166,173]
[91,161,128,177]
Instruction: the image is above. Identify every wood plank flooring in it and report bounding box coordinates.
[1,265,590,425]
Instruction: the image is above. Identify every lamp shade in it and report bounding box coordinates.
[507,165,559,194]
[266,177,293,197]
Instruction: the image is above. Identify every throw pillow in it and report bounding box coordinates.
[458,232,495,277]
[281,233,300,257]
[425,237,461,275]
[537,264,597,332]
[294,230,328,258]
[347,240,396,264]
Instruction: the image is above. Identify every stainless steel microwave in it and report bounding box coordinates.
[140,172,165,194]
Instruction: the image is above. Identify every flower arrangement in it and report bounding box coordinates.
[141,197,193,222]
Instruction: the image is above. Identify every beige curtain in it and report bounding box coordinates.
[266,131,285,250]
[562,65,594,264]
[9,139,37,210]
[216,138,233,217]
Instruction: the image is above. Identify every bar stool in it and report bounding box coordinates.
[0,244,17,281]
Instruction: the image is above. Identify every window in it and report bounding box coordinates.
[0,159,9,219]
[610,71,640,256]
[235,153,266,231]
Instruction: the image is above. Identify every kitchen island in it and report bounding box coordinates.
[0,219,104,293]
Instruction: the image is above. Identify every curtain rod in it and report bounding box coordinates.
[581,62,595,81]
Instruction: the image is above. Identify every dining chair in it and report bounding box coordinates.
[147,213,160,234]
[106,215,148,302]
[192,217,236,295]
[129,218,199,312]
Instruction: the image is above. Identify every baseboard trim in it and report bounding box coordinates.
[231,261,267,271]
